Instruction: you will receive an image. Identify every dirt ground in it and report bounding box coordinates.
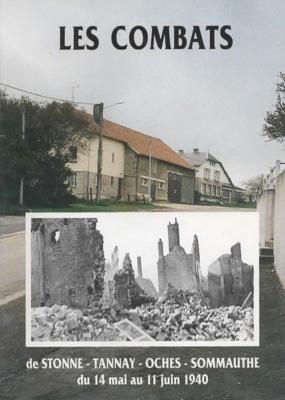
[0,263,285,400]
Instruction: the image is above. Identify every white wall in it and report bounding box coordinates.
[195,159,231,185]
[257,190,275,247]
[68,137,125,179]
[274,170,285,287]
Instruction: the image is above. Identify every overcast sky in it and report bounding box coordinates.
[98,212,259,290]
[1,0,285,185]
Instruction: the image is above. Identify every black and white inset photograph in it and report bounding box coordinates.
[26,212,259,346]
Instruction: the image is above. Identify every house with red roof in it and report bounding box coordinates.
[68,119,196,204]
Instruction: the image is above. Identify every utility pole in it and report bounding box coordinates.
[93,103,104,203]
[19,108,25,205]
[148,141,152,202]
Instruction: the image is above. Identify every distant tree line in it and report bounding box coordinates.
[0,91,94,207]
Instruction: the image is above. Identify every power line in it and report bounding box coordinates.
[0,82,124,109]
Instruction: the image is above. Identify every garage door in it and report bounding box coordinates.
[168,172,182,203]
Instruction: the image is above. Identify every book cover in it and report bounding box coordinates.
[0,1,284,399]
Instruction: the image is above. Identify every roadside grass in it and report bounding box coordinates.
[0,200,164,215]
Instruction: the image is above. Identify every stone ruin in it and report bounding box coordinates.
[31,218,105,308]
[157,218,203,297]
[30,217,255,342]
[135,256,158,298]
[113,253,153,308]
[207,242,254,307]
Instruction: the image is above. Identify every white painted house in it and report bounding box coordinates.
[179,148,243,203]
[67,135,125,200]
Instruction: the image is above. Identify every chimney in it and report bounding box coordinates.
[158,238,164,258]
[193,148,199,153]
[137,256,142,278]
[168,218,180,252]
[178,149,184,154]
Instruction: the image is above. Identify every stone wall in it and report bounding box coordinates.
[31,218,105,308]
[257,189,275,247]
[122,147,138,201]
[157,220,202,295]
[207,243,253,307]
[123,149,195,203]
[274,170,285,286]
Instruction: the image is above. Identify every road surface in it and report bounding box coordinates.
[0,216,25,236]
[0,232,25,305]
[155,202,255,212]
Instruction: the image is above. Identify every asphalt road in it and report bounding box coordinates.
[0,233,25,305]
[1,264,285,399]
[155,202,255,212]
[0,216,25,236]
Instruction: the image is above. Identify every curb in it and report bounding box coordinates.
[0,290,25,306]
[0,231,25,240]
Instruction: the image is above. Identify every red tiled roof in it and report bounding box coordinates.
[102,120,194,170]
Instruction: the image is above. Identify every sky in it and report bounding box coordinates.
[1,0,285,185]
[98,212,259,290]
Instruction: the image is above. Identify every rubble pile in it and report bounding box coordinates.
[31,284,254,343]
[31,304,125,342]
[134,288,254,341]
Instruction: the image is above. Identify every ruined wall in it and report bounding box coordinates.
[257,190,275,247]
[207,243,253,307]
[157,220,202,295]
[274,170,285,287]
[31,218,105,308]
[31,229,45,307]
[113,253,151,308]
[135,256,158,298]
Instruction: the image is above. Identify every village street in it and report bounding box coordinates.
[0,261,285,399]
[0,231,25,306]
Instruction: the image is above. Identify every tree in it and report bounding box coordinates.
[242,175,262,202]
[263,72,285,142]
[0,91,94,207]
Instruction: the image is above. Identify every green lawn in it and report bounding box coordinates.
[0,200,164,215]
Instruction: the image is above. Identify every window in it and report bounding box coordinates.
[141,177,149,186]
[157,181,164,190]
[69,146,77,162]
[214,170,220,181]
[206,185,211,195]
[111,176,114,186]
[212,185,216,196]
[152,159,157,173]
[210,160,216,166]
[67,173,77,187]
[203,168,210,179]
[216,186,220,196]
[202,183,206,194]
[112,152,115,163]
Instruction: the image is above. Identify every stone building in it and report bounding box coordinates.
[135,256,158,298]
[207,242,253,307]
[31,218,105,308]
[113,253,152,308]
[157,219,203,295]
[179,148,245,203]
[68,118,196,204]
